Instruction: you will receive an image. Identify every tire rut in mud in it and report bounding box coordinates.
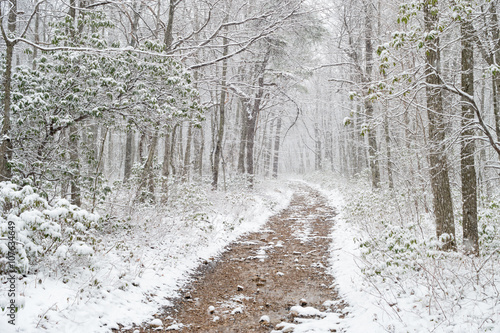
[120,184,347,332]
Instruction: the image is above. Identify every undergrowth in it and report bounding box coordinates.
[0,182,101,275]
[343,179,500,332]
[307,172,500,332]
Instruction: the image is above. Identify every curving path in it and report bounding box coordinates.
[120,184,347,332]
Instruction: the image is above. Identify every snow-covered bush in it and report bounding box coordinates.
[0,182,100,274]
[166,180,212,213]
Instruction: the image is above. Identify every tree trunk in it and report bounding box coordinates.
[493,77,500,140]
[61,128,69,198]
[123,126,134,181]
[69,126,81,206]
[33,9,40,69]
[272,117,282,179]
[183,124,193,180]
[106,129,113,178]
[424,0,456,250]
[326,122,334,172]
[461,18,478,254]
[170,124,178,176]
[246,52,270,187]
[0,0,17,181]
[177,124,183,172]
[264,118,274,177]
[339,129,347,176]
[355,105,367,175]
[364,1,380,188]
[138,132,147,163]
[237,100,248,174]
[91,128,108,212]
[314,123,322,171]
[490,2,500,140]
[130,0,142,48]
[123,0,141,181]
[384,113,394,189]
[0,42,14,181]
[365,100,380,188]
[89,120,99,163]
[212,36,228,190]
[194,127,204,178]
[162,132,171,180]
[136,133,158,203]
[246,115,257,187]
[160,131,171,201]
[164,0,175,48]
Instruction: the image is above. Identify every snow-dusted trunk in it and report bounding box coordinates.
[123,127,134,181]
[32,8,40,68]
[138,132,147,163]
[164,0,175,48]
[136,132,158,203]
[91,128,108,212]
[384,113,393,189]
[129,0,142,48]
[212,36,228,190]
[314,124,322,171]
[193,127,204,178]
[89,120,99,163]
[60,128,69,198]
[237,101,248,174]
[69,125,81,206]
[246,52,269,187]
[493,78,500,140]
[478,84,492,198]
[123,0,141,181]
[177,124,183,172]
[264,118,274,177]
[424,0,455,250]
[162,132,171,180]
[183,124,193,180]
[326,124,334,172]
[339,127,347,176]
[170,124,179,176]
[364,1,380,188]
[352,107,366,176]
[461,17,478,254]
[160,132,171,201]
[0,0,17,181]
[0,41,14,182]
[106,129,113,178]
[490,2,500,140]
[272,117,282,179]
[246,113,257,187]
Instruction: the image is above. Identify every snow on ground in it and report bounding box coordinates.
[310,180,389,333]
[4,173,500,333]
[304,173,500,333]
[0,180,293,333]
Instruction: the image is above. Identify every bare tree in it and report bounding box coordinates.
[423,0,455,250]
[460,11,478,254]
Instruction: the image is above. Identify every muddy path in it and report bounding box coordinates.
[120,184,347,332]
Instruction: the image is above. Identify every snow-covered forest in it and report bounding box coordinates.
[1,0,500,332]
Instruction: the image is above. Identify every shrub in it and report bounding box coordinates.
[0,182,100,274]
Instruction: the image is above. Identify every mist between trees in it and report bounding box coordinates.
[0,0,499,274]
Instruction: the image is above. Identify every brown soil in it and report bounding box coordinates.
[118,184,346,332]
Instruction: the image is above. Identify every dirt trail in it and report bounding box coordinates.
[120,184,346,332]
